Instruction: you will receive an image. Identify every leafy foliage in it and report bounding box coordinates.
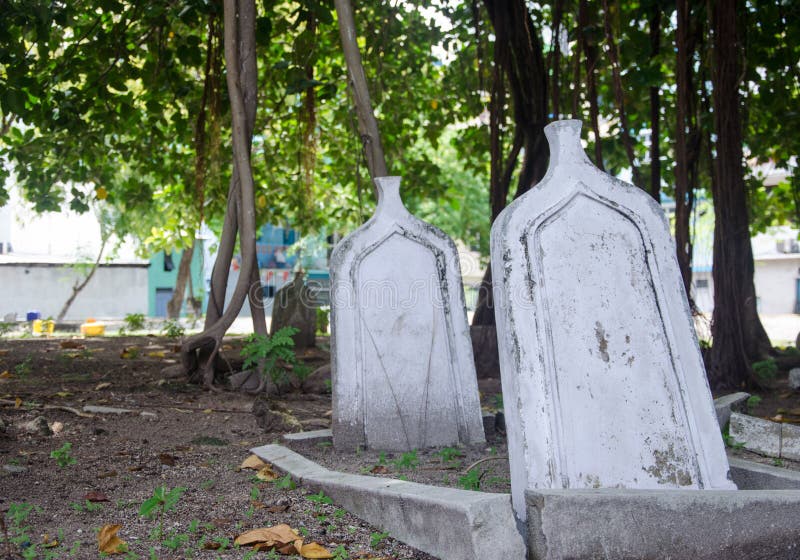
[240,326,309,386]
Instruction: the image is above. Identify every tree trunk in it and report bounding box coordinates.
[549,0,564,118]
[579,0,604,169]
[334,0,388,180]
[648,2,661,200]
[56,237,108,322]
[707,0,772,390]
[674,0,695,298]
[473,0,549,327]
[601,0,642,187]
[166,241,195,319]
[181,0,261,390]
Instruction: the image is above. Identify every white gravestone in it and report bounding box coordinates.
[330,176,485,451]
[491,120,736,521]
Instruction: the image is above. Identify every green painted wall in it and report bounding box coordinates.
[147,248,204,317]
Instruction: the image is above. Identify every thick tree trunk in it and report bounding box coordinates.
[181,0,261,389]
[674,0,695,298]
[56,238,107,322]
[579,0,604,169]
[473,0,549,327]
[550,0,564,119]
[334,0,388,180]
[166,241,195,319]
[707,0,772,390]
[601,0,642,187]
[648,3,661,200]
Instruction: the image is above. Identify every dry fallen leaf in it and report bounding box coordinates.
[0,350,8,357]
[97,524,127,555]
[94,382,112,391]
[266,504,290,513]
[203,408,213,414]
[240,454,267,471]
[0,371,12,379]
[97,470,118,479]
[60,340,85,350]
[370,465,390,474]
[41,534,59,548]
[147,351,166,358]
[235,524,299,547]
[14,396,22,408]
[300,542,334,558]
[85,491,110,502]
[54,391,72,398]
[256,464,279,481]
[50,421,64,434]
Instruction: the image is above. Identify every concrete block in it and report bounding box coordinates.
[729,412,781,457]
[330,176,484,452]
[282,429,332,444]
[526,488,800,560]
[252,444,525,560]
[491,120,734,522]
[729,457,800,490]
[781,423,800,461]
[713,392,750,428]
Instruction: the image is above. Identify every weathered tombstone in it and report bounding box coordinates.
[491,120,736,522]
[271,271,316,349]
[330,176,485,451]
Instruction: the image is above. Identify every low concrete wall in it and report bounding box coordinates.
[0,263,148,320]
[527,488,800,560]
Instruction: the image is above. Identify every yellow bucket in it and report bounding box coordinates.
[80,318,105,337]
[33,319,55,335]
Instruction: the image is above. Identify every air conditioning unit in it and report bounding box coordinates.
[776,239,800,254]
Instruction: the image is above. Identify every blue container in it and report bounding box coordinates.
[26,311,41,321]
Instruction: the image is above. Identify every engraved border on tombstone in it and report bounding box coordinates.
[330,176,485,451]
[491,120,735,522]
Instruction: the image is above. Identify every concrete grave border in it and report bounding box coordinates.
[253,444,800,560]
[251,444,526,560]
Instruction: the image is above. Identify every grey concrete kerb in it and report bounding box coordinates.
[526,487,800,560]
[251,444,526,560]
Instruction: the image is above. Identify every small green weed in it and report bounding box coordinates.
[123,313,146,332]
[240,327,310,389]
[71,500,103,513]
[752,359,777,382]
[274,474,296,489]
[458,468,482,491]
[746,395,763,412]
[437,447,463,463]
[139,486,187,540]
[391,450,419,470]
[14,357,32,377]
[307,491,333,506]
[161,320,185,338]
[370,531,390,548]
[51,442,76,467]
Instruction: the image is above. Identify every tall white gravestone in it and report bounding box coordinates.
[491,120,736,521]
[330,176,485,451]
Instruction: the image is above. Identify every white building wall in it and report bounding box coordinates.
[754,257,800,314]
[0,264,148,320]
